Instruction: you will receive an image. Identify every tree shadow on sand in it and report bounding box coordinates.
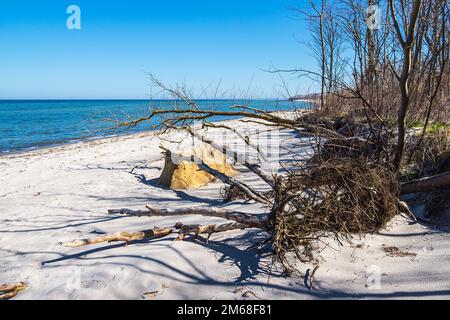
[42,230,273,282]
[40,229,450,299]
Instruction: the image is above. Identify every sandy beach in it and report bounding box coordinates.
[1,118,449,300]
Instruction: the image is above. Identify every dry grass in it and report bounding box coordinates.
[409,127,450,178]
[406,127,450,218]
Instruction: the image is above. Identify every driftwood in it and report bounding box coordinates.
[115,99,345,142]
[0,282,28,300]
[239,118,345,139]
[401,171,450,195]
[109,206,267,228]
[63,227,174,247]
[63,206,262,248]
[196,158,271,205]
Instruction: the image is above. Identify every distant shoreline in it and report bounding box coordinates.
[0,98,287,102]
[289,98,320,106]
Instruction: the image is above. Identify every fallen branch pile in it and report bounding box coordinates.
[270,158,401,272]
[63,157,402,275]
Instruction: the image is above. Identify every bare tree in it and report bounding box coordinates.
[389,0,423,170]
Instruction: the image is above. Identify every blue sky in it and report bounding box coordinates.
[0,0,314,99]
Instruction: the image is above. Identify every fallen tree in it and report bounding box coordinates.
[62,74,447,276]
[64,140,402,275]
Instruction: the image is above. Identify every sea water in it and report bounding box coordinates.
[0,99,306,154]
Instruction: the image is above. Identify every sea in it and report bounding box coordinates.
[0,99,306,154]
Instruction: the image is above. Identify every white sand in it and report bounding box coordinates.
[1,119,449,300]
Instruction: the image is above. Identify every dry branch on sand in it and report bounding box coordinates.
[63,227,174,247]
[64,155,402,275]
[63,214,255,248]
[0,282,28,300]
[109,206,267,228]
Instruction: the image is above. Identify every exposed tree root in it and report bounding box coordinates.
[183,126,276,188]
[62,203,267,248]
[398,201,418,222]
[63,227,174,247]
[271,158,401,273]
[0,282,28,300]
[160,146,272,205]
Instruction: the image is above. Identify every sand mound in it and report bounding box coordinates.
[158,144,237,189]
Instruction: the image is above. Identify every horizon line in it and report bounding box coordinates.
[0,98,288,101]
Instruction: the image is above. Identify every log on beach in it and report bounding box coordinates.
[401,172,450,195]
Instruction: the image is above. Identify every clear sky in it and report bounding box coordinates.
[0,0,314,99]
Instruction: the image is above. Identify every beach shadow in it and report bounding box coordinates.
[0,215,125,233]
[75,161,161,186]
[182,230,274,282]
[37,228,450,299]
[173,190,224,206]
[135,175,159,187]
[41,237,173,265]
[42,230,272,281]
[77,162,160,173]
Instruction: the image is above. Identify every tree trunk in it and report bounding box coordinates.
[393,50,411,170]
[390,0,423,170]
[401,171,450,194]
